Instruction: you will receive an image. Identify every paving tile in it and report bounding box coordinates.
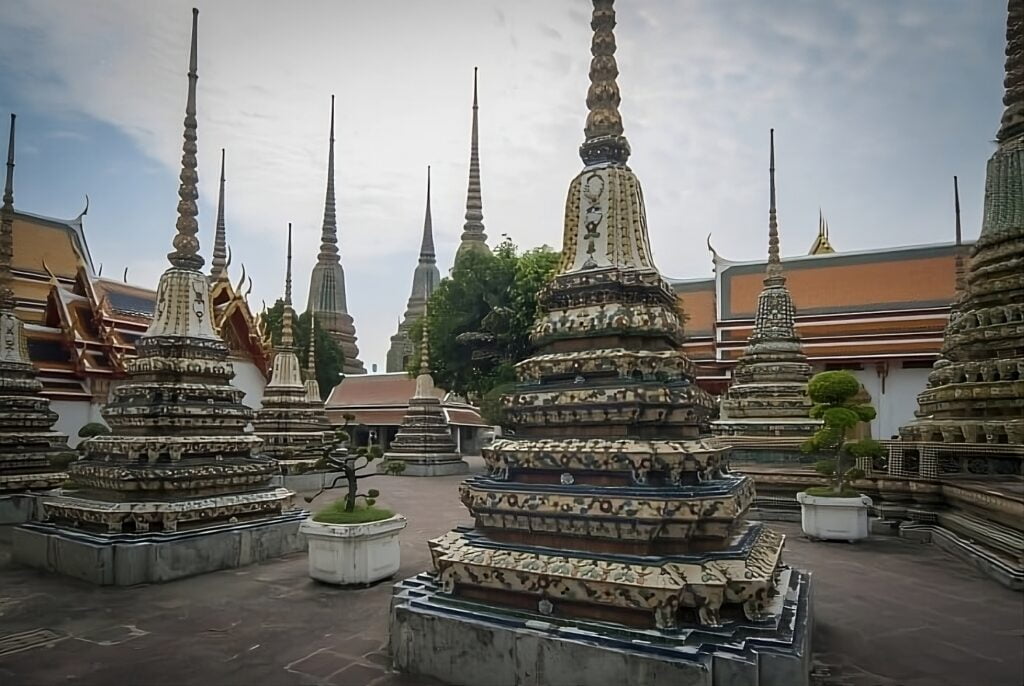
[336,635,384,658]
[286,649,355,680]
[328,662,385,686]
[0,465,1021,686]
[75,624,148,646]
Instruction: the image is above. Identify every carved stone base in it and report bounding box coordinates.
[389,567,813,686]
[12,509,308,586]
[383,452,468,477]
[0,492,40,527]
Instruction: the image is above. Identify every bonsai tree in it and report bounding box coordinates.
[304,427,406,523]
[800,371,886,497]
[78,422,110,439]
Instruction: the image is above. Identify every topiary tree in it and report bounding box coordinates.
[304,427,405,514]
[801,371,886,496]
[78,422,110,439]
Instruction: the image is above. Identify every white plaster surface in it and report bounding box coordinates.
[797,492,872,541]
[301,514,407,585]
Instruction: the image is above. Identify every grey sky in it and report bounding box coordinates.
[0,0,1007,369]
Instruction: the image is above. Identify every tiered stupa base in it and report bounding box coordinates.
[0,347,74,523]
[390,564,812,686]
[384,395,468,477]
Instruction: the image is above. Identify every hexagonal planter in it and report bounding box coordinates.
[300,514,407,585]
[796,492,872,542]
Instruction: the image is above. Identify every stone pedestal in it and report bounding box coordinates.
[390,568,813,686]
[0,492,40,529]
[13,509,306,586]
[383,456,468,477]
[301,514,407,585]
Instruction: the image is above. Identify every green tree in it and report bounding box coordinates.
[408,237,560,404]
[801,371,886,496]
[260,302,345,401]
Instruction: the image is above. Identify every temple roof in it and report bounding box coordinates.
[324,373,487,427]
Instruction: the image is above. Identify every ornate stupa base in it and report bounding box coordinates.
[390,565,813,686]
[13,507,307,586]
[383,451,468,477]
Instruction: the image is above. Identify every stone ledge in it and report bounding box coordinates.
[388,568,813,686]
[11,510,308,586]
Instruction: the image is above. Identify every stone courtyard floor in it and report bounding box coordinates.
[1,457,1021,686]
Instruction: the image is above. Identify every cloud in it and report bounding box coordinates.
[0,0,1006,368]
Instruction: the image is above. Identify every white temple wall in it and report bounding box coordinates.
[231,358,267,411]
[50,400,92,448]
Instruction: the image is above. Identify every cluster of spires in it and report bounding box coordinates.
[202,60,492,378]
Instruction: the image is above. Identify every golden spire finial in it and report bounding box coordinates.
[579,0,631,166]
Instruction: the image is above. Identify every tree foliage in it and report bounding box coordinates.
[260,302,345,401]
[407,238,560,404]
[801,371,886,495]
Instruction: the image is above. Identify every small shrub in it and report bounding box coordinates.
[313,501,394,525]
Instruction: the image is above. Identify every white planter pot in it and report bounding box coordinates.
[300,513,408,585]
[796,492,872,542]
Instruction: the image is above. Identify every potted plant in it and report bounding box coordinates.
[300,431,408,585]
[796,371,886,542]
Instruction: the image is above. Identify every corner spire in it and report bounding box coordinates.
[210,148,228,281]
[2,114,13,213]
[420,165,435,260]
[285,222,293,306]
[458,68,489,256]
[316,94,340,265]
[579,0,630,166]
[998,0,1024,143]
[765,129,783,284]
[953,175,967,293]
[419,307,431,377]
[281,222,294,349]
[0,113,16,309]
[168,8,203,271]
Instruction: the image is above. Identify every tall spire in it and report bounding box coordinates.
[998,0,1024,143]
[210,148,228,281]
[168,8,203,271]
[420,166,435,260]
[0,113,16,309]
[765,129,784,285]
[458,68,489,256]
[317,94,339,265]
[579,0,630,166]
[285,222,293,306]
[281,223,295,349]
